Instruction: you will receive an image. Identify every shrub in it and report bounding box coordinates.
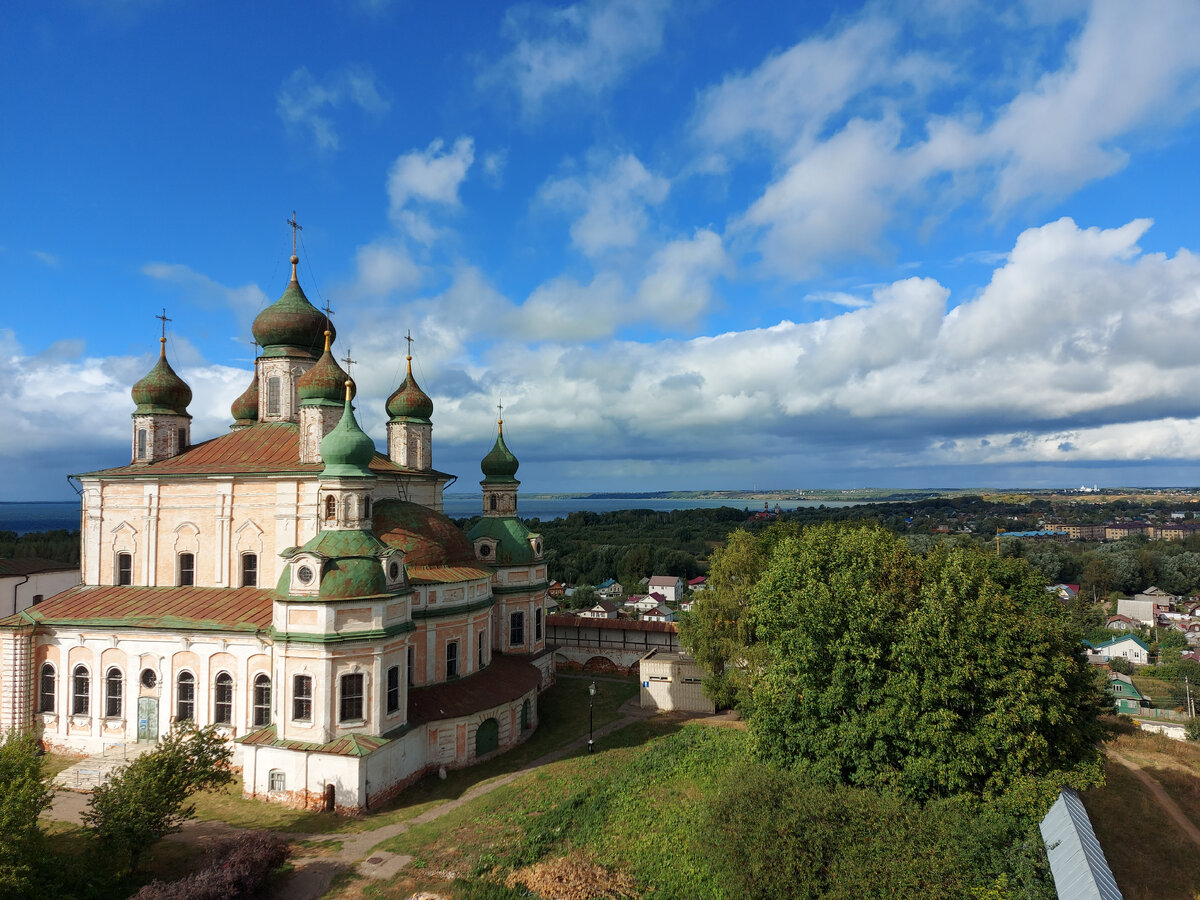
[129,831,289,900]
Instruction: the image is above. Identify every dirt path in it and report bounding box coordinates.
[1108,748,1200,850]
[270,698,662,900]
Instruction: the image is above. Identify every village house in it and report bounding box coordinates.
[646,576,684,604]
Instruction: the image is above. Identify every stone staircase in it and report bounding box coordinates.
[54,742,155,792]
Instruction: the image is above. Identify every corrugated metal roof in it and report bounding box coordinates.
[1039,788,1123,900]
[237,725,388,757]
[2,584,272,632]
[407,564,492,584]
[408,653,541,725]
[79,422,416,478]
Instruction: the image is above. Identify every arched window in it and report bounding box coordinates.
[489,495,497,511]
[105,667,123,718]
[176,671,195,722]
[214,672,233,724]
[324,495,336,521]
[136,429,147,459]
[339,673,364,722]
[72,665,90,716]
[535,607,543,641]
[38,663,55,713]
[241,553,258,587]
[293,674,312,721]
[253,674,271,727]
[178,552,195,586]
[510,611,525,646]
[475,717,499,756]
[116,553,132,586]
[446,641,459,679]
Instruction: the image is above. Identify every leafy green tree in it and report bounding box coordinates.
[679,524,794,708]
[746,524,1106,805]
[0,729,54,898]
[83,723,233,876]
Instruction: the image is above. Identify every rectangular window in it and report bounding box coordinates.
[339,673,364,722]
[407,645,415,687]
[267,376,281,416]
[117,553,132,586]
[535,608,543,641]
[269,770,285,792]
[32,594,43,606]
[446,641,459,679]
[477,630,485,668]
[510,611,525,646]
[136,429,147,459]
[178,552,195,586]
[241,554,257,587]
[386,665,400,714]
[293,675,313,722]
[177,427,187,450]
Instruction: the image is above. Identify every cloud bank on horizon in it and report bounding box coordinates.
[4,0,1200,499]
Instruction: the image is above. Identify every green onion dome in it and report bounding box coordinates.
[230,372,259,424]
[480,422,519,483]
[320,383,376,477]
[251,256,334,358]
[132,339,192,416]
[298,331,354,404]
[385,356,433,421]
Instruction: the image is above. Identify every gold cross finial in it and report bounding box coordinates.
[156,308,172,340]
[497,398,504,427]
[287,211,303,256]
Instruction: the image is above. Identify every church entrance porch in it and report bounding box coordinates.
[52,741,156,792]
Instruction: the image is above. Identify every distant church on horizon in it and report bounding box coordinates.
[0,230,553,811]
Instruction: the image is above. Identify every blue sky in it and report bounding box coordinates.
[5,0,1200,500]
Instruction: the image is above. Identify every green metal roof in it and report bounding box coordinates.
[236,724,387,757]
[466,516,541,565]
[480,427,519,483]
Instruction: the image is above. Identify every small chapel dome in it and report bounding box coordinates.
[320,383,376,477]
[230,372,259,424]
[481,422,519,483]
[251,256,333,358]
[386,356,433,422]
[132,338,192,416]
[298,331,354,405]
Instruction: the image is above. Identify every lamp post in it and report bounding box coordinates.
[588,681,596,754]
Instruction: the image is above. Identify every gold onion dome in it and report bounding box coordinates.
[132,338,192,416]
[480,421,519,483]
[298,331,354,404]
[320,383,376,478]
[230,372,259,424]
[251,255,334,358]
[386,356,433,422]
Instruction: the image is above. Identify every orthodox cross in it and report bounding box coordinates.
[156,308,171,340]
[404,329,413,358]
[497,398,504,423]
[322,300,335,329]
[286,211,302,255]
[341,350,357,378]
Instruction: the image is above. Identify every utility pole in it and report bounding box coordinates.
[1186,675,1195,720]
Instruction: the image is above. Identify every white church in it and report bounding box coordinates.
[0,245,553,812]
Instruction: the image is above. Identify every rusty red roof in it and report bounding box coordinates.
[407,564,493,584]
[79,422,448,479]
[2,584,272,632]
[408,653,541,725]
[547,612,678,634]
[237,726,388,757]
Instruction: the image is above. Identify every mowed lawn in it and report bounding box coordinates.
[186,673,639,834]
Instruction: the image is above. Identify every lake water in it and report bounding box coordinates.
[1,496,858,535]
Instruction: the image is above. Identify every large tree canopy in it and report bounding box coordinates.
[685,523,1106,805]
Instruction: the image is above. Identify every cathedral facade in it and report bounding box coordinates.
[0,249,553,812]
